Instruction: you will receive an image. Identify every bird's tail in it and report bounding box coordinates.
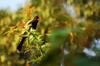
[17,36,27,51]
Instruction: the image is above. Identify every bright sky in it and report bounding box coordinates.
[0,0,27,11]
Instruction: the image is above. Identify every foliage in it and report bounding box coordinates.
[0,0,100,66]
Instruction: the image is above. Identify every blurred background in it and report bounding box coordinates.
[0,0,100,66]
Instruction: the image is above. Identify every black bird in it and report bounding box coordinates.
[17,16,39,51]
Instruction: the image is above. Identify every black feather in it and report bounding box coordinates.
[17,16,39,51]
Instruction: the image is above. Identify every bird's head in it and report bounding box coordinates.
[34,16,39,20]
